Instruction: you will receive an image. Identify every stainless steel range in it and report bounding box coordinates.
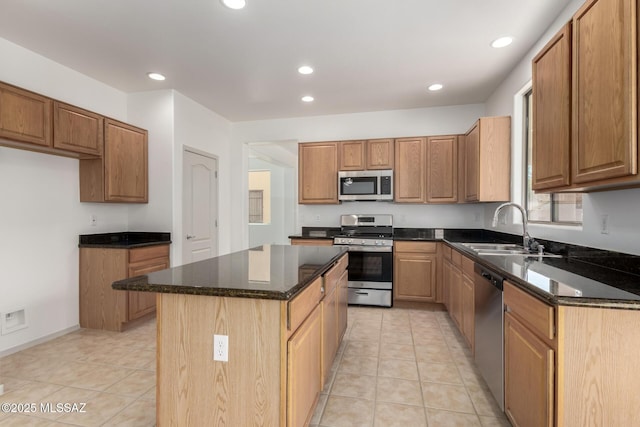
[333,214,393,307]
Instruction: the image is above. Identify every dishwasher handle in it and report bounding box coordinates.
[474,263,504,291]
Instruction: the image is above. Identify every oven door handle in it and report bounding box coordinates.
[338,245,392,252]
[354,290,369,295]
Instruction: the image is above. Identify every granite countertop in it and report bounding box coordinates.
[113,244,347,301]
[289,227,341,240]
[79,232,171,248]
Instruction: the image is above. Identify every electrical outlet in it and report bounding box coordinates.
[213,334,228,362]
[90,214,97,227]
[315,215,321,222]
[600,214,610,234]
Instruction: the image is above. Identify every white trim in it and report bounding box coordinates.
[512,80,533,207]
[0,325,80,358]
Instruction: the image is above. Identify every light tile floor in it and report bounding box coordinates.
[0,306,510,426]
[312,306,512,427]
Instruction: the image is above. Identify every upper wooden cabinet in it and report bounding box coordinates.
[572,0,637,184]
[394,137,426,202]
[532,0,640,192]
[338,138,394,170]
[53,101,103,156]
[427,135,458,203]
[0,81,52,148]
[532,23,572,191]
[464,116,511,202]
[80,119,148,203]
[298,142,339,204]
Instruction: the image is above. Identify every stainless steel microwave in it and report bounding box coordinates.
[338,170,393,201]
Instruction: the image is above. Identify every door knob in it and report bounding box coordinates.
[186,234,196,240]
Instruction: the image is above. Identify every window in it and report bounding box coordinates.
[248,190,264,223]
[524,90,583,224]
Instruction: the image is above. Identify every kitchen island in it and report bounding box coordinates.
[113,244,348,427]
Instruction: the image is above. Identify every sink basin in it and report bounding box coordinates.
[461,243,562,258]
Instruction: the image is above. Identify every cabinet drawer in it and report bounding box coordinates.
[504,281,555,343]
[462,256,474,277]
[395,241,437,253]
[451,250,462,267]
[288,277,323,333]
[442,245,452,260]
[129,244,170,263]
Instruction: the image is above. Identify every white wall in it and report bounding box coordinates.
[173,92,233,260]
[232,103,486,248]
[484,0,640,256]
[0,38,130,354]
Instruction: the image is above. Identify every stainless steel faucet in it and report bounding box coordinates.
[492,202,535,251]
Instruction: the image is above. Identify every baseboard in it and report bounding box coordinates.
[0,324,80,358]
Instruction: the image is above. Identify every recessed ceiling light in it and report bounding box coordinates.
[298,65,314,75]
[428,83,443,91]
[147,72,166,81]
[491,36,513,48]
[301,96,314,103]
[221,0,246,9]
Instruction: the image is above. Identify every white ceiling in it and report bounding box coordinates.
[0,0,571,122]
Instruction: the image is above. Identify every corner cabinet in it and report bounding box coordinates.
[0,81,52,148]
[79,244,169,332]
[464,116,511,202]
[298,142,339,204]
[53,101,103,156]
[80,119,148,203]
[393,241,437,302]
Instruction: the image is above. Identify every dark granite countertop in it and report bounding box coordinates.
[79,232,171,248]
[113,244,347,301]
[289,227,341,240]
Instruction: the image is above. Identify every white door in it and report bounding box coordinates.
[183,149,218,263]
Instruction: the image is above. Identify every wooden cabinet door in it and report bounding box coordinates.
[337,269,348,341]
[449,265,462,328]
[339,140,365,170]
[394,137,426,202]
[461,273,474,352]
[104,119,148,202]
[393,253,436,302]
[366,138,394,169]
[427,135,458,203]
[287,305,322,427]
[298,142,339,204]
[127,257,169,320]
[464,124,479,202]
[321,287,338,388]
[53,101,103,156]
[572,0,637,184]
[532,23,572,190]
[457,136,466,203]
[504,312,554,427]
[0,82,51,147]
[442,259,451,311]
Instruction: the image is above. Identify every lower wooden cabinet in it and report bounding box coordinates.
[442,246,474,352]
[337,269,348,341]
[321,285,338,387]
[393,241,437,302]
[504,281,555,427]
[79,244,169,331]
[290,238,334,246]
[287,305,322,427]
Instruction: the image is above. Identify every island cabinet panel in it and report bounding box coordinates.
[0,81,52,148]
[426,135,458,203]
[557,306,640,427]
[394,137,426,202]
[337,268,348,341]
[157,294,282,427]
[53,101,103,156]
[290,238,334,246]
[298,142,339,204]
[572,0,637,185]
[532,22,572,190]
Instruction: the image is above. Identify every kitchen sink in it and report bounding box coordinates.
[461,243,562,258]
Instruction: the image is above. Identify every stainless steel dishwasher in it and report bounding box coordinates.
[474,263,504,411]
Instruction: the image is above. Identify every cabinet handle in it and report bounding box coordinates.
[504,304,511,313]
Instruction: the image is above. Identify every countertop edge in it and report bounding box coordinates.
[79,241,172,249]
